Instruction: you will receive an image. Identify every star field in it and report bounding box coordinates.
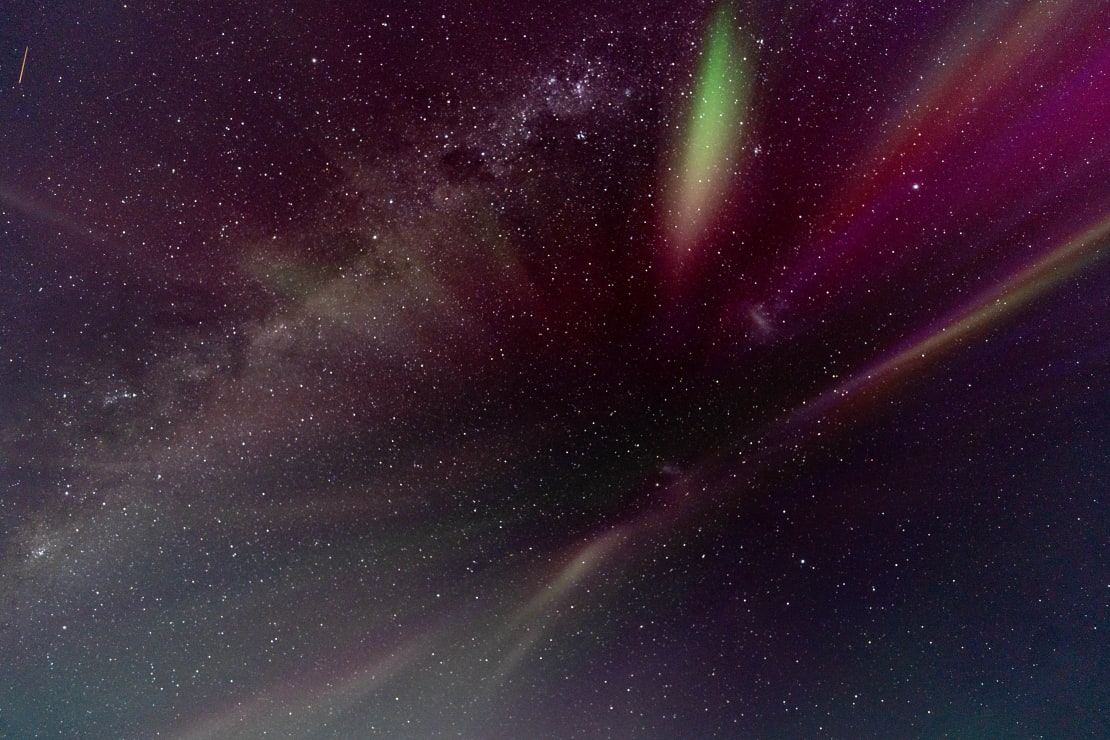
[1,1,1108,737]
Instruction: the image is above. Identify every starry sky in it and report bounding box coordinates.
[1,1,1108,737]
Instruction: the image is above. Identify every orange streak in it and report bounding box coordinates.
[18,46,28,85]
[783,212,1110,434]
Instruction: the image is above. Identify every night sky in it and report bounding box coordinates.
[2,1,1108,737]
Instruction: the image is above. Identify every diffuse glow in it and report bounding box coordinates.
[791,0,1095,293]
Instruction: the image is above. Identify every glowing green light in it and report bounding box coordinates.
[670,2,750,255]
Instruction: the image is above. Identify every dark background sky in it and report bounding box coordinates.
[2,1,1108,737]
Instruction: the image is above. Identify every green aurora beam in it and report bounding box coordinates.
[668,2,751,261]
